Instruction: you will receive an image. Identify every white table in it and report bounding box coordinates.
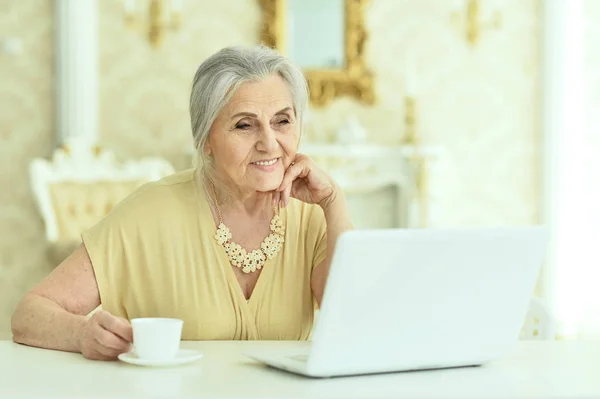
[2,340,600,399]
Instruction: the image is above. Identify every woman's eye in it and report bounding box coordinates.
[235,123,251,130]
[278,119,290,125]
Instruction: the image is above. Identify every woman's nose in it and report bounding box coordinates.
[256,126,279,153]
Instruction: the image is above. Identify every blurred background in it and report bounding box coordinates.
[0,0,598,341]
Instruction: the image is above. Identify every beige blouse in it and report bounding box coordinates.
[82,169,327,340]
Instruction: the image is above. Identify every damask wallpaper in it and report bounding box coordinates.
[98,0,263,169]
[0,0,542,334]
[0,0,55,335]
[305,0,541,228]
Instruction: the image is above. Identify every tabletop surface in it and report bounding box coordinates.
[2,339,600,399]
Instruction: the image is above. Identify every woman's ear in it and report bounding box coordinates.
[204,142,212,156]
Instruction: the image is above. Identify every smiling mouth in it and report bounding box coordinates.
[251,158,279,166]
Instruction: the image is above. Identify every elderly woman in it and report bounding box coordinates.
[11,45,353,360]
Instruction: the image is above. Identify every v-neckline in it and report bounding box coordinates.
[193,174,285,308]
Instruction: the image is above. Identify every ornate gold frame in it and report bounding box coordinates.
[259,0,375,107]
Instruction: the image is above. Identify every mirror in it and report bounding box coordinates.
[259,0,375,107]
[286,0,345,69]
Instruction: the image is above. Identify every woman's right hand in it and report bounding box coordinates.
[78,310,133,360]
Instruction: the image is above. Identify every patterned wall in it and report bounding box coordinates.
[0,0,55,336]
[98,0,263,170]
[0,0,541,334]
[306,0,541,227]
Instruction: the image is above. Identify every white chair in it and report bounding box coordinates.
[520,297,555,340]
[30,137,175,264]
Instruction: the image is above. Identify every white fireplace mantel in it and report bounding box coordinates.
[300,142,441,229]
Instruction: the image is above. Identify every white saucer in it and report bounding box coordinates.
[118,349,203,367]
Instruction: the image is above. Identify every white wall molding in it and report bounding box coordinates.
[540,0,599,338]
[55,0,99,146]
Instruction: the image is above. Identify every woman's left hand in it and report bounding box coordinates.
[275,154,337,209]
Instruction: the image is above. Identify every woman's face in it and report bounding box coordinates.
[206,74,299,195]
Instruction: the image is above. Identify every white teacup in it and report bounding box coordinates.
[131,318,184,361]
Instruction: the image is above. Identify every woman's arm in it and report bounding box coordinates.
[311,191,353,306]
[276,154,354,307]
[11,244,132,359]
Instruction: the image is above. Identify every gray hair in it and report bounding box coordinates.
[189,45,308,175]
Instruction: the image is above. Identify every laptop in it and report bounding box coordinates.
[244,226,549,378]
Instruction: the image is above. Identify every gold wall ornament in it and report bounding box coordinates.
[60,143,104,157]
[402,96,429,228]
[123,0,182,48]
[401,96,418,146]
[259,0,375,107]
[452,0,501,47]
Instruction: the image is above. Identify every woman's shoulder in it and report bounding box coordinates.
[110,168,199,218]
